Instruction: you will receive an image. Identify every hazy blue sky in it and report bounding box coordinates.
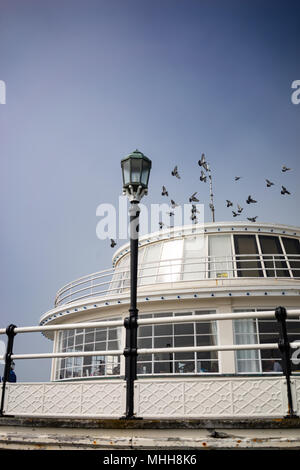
[0,0,299,381]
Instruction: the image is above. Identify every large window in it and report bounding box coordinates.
[182,236,206,280]
[157,240,184,282]
[259,235,289,277]
[139,243,162,285]
[234,235,263,277]
[55,319,122,380]
[110,255,130,293]
[209,235,234,278]
[282,237,300,278]
[137,311,219,375]
[111,234,300,289]
[234,310,300,374]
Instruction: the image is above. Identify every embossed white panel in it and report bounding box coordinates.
[4,381,125,418]
[134,377,288,418]
[231,378,285,416]
[294,377,300,415]
[3,377,293,419]
[184,380,233,417]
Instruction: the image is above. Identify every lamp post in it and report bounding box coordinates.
[121,149,152,418]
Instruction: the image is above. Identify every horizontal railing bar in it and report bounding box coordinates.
[56,265,300,305]
[11,350,122,360]
[9,341,300,361]
[55,267,300,306]
[0,320,124,335]
[55,254,300,301]
[1,310,299,336]
[138,343,278,354]
[58,254,300,292]
[137,310,300,325]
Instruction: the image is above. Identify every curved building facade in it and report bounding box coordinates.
[39,221,300,382]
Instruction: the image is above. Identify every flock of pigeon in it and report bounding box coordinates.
[225,165,292,223]
[109,159,293,248]
[159,153,211,230]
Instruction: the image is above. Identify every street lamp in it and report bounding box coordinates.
[121,149,152,419]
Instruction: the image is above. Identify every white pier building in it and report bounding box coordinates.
[1,221,300,449]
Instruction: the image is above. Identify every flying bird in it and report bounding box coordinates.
[190,214,198,223]
[159,222,164,230]
[189,192,199,203]
[110,239,117,248]
[266,179,274,187]
[161,186,168,196]
[247,216,258,222]
[170,199,179,208]
[171,166,181,179]
[167,211,175,217]
[198,153,208,171]
[232,211,240,217]
[246,195,257,204]
[235,176,241,181]
[191,204,200,214]
[282,166,291,173]
[226,200,233,207]
[237,204,243,213]
[281,186,291,195]
[200,170,207,182]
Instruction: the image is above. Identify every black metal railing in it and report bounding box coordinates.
[0,307,299,419]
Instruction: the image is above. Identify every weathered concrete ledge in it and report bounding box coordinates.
[0,416,300,450]
[0,416,300,429]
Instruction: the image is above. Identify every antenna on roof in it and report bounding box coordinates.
[206,161,215,223]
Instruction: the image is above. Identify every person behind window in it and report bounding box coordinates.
[273,360,282,372]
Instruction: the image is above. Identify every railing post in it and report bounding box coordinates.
[0,324,17,416]
[275,306,298,418]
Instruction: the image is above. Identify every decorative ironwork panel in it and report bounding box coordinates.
[3,377,291,419]
[184,380,233,417]
[231,378,285,416]
[294,377,300,415]
[134,378,287,418]
[4,381,125,417]
[134,381,184,417]
[4,383,45,415]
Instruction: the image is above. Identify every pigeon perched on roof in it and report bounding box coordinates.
[247,216,258,222]
[246,195,257,204]
[110,239,117,248]
[265,179,274,187]
[189,192,199,203]
[161,185,168,196]
[281,186,291,195]
[282,166,291,173]
[171,166,181,178]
